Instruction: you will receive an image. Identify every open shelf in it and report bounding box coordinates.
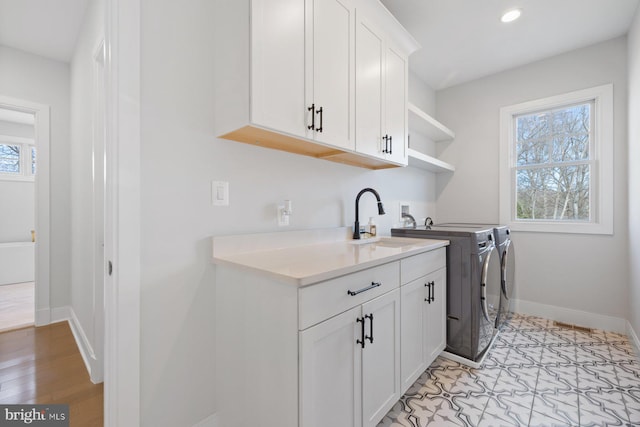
[407,148,455,173]
[408,102,455,141]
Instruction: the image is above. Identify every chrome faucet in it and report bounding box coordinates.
[353,188,385,239]
[402,213,417,228]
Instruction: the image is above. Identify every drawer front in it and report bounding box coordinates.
[400,248,446,285]
[298,261,400,330]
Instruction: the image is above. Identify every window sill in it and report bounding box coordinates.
[0,174,35,183]
[507,220,613,235]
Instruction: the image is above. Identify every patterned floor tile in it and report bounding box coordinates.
[577,363,618,391]
[540,346,576,365]
[623,387,640,426]
[379,313,640,427]
[528,408,578,427]
[531,391,580,426]
[452,392,489,426]
[478,396,529,426]
[579,390,630,426]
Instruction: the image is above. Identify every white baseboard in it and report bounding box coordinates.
[67,306,98,382]
[192,413,220,427]
[627,321,640,359]
[511,298,627,334]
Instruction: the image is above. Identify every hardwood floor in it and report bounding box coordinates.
[0,322,103,426]
[0,282,35,333]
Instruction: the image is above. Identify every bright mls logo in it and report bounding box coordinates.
[1,405,69,426]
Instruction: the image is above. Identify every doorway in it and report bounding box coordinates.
[0,98,51,332]
[0,107,36,332]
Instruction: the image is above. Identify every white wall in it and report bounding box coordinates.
[435,37,629,323]
[0,45,71,309]
[69,0,104,379]
[0,180,34,243]
[139,1,437,425]
[628,7,640,339]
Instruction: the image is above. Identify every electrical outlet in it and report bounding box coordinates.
[399,202,411,222]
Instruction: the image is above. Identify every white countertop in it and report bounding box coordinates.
[212,228,449,286]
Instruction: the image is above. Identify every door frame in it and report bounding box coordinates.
[0,95,50,327]
[104,0,141,424]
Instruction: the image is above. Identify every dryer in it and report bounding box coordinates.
[391,224,501,363]
[493,226,515,329]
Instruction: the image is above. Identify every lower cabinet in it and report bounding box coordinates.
[215,248,447,427]
[300,289,401,427]
[400,253,447,394]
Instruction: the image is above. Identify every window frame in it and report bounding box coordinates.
[499,84,613,235]
[0,135,36,182]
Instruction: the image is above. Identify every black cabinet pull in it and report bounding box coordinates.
[347,282,381,296]
[424,282,429,302]
[389,135,393,154]
[316,106,323,132]
[356,317,366,348]
[382,135,389,153]
[307,104,315,130]
[365,313,374,344]
[431,281,435,302]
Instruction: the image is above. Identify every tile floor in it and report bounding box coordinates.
[378,313,640,427]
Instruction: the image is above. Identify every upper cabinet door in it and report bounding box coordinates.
[251,0,306,138]
[355,13,384,159]
[384,44,408,164]
[307,0,355,150]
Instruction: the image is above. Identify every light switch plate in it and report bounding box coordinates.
[212,181,229,206]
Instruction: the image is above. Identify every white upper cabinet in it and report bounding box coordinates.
[306,0,355,150]
[354,2,415,165]
[214,0,418,170]
[251,0,306,138]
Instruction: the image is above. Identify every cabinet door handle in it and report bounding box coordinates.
[316,106,323,133]
[424,282,429,302]
[365,313,374,344]
[431,281,435,302]
[382,135,389,153]
[389,135,393,154]
[347,282,381,296]
[307,104,315,130]
[356,317,366,349]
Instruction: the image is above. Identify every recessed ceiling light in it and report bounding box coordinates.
[501,9,522,23]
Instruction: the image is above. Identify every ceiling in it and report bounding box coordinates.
[0,0,638,89]
[0,0,89,62]
[381,0,640,90]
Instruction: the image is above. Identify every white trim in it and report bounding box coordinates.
[192,413,221,427]
[104,0,141,424]
[499,84,614,235]
[0,96,51,327]
[627,321,640,359]
[0,135,34,144]
[511,298,626,333]
[67,307,101,384]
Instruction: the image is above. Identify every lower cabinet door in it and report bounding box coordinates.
[425,268,447,366]
[400,278,427,394]
[299,306,362,427]
[361,289,401,427]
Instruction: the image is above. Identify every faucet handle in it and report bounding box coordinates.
[425,217,434,228]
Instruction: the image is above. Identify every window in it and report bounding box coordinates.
[499,85,613,234]
[0,137,36,181]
